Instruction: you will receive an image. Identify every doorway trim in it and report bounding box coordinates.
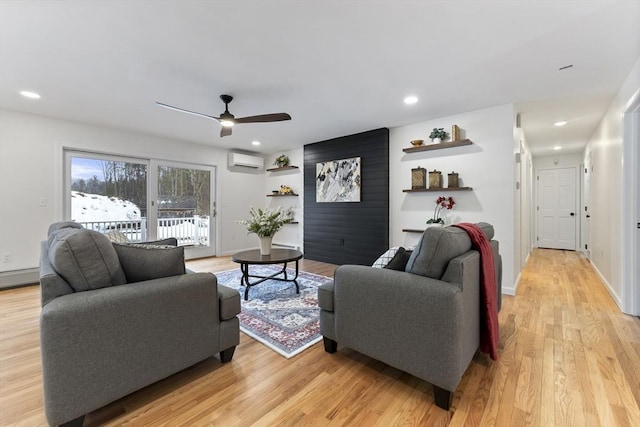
[622,89,639,316]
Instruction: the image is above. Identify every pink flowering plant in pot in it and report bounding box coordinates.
[427,196,455,225]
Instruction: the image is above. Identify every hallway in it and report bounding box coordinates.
[481,248,640,426]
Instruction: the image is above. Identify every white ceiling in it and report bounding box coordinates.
[1,1,638,156]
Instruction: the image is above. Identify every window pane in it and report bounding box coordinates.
[157,166,210,247]
[70,156,147,241]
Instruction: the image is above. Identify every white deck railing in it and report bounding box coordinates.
[78,216,209,247]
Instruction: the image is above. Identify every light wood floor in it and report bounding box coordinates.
[1,249,639,426]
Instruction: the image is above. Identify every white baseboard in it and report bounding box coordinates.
[502,288,516,296]
[0,268,39,289]
[590,261,623,309]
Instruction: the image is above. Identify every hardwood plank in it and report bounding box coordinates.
[1,249,639,426]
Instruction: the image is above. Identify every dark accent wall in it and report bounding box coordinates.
[304,128,389,265]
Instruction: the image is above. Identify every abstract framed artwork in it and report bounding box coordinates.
[315,157,361,203]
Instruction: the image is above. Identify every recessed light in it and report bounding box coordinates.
[553,146,562,150]
[20,90,41,99]
[554,121,567,127]
[252,140,260,146]
[404,95,418,105]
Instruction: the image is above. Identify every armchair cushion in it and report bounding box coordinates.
[113,243,185,283]
[47,228,126,292]
[406,222,494,280]
[47,221,83,236]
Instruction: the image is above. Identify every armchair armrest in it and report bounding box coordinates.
[217,284,241,320]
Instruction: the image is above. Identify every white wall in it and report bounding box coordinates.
[389,104,519,294]
[583,57,640,309]
[0,109,265,275]
[264,148,304,250]
[515,128,533,281]
[533,153,583,169]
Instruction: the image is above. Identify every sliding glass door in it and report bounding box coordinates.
[149,160,216,258]
[65,151,216,258]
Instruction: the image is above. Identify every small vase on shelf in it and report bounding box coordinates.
[259,236,273,255]
[432,138,442,144]
[425,222,444,228]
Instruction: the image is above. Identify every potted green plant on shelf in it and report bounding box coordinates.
[274,154,290,168]
[237,206,294,255]
[429,128,449,144]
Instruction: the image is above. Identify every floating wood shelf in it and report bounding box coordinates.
[267,193,299,197]
[402,139,473,153]
[266,165,299,172]
[403,187,472,193]
[402,229,425,233]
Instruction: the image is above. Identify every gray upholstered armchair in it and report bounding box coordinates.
[39,222,240,427]
[318,223,501,410]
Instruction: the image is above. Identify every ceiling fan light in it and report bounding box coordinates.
[220,120,235,127]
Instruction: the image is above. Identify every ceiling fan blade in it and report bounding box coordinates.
[235,113,291,124]
[220,126,232,137]
[156,102,220,122]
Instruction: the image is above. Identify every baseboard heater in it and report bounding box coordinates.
[272,242,300,251]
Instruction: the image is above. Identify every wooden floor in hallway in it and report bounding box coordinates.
[0,248,638,426]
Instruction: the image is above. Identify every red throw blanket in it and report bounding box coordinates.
[452,223,499,360]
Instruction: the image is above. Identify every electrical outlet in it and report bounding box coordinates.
[2,253,12,263]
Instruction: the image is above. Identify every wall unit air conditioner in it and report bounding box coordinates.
[227,152,264,169]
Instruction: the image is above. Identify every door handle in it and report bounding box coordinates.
[586,214,591,218]
[570,212,575,216]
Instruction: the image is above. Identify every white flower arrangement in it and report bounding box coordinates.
[237,206,294,237]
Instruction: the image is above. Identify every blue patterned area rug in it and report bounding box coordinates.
[215,265,332,358]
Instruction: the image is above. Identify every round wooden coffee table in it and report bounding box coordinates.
[231,248,303,300]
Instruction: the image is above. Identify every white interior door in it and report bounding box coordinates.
[536,167,577,250]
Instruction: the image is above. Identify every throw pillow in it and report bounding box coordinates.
[383,247,413,271]
[131,237,178,246]
[104,230,130,244]
[47,228,127,292]
[113,243,185,283]
[372,247,401,268]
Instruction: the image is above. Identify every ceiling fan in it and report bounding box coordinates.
[156,94,291,137]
